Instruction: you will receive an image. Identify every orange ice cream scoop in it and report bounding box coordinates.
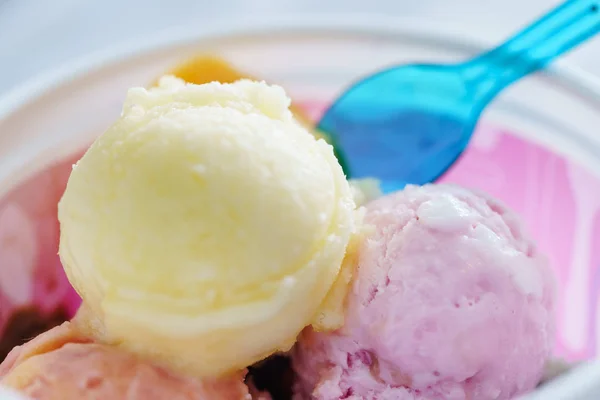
[0,323,254,400]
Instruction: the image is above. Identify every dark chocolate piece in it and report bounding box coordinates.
[248,354,295,400]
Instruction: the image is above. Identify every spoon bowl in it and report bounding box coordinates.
[319,63,479,192]
[319,0,600,190]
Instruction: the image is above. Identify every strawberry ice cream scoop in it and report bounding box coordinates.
[292,184,556,400]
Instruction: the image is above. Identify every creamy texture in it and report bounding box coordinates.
[0,323,253,400]
[293,184,556,400]
[58,77,356,377]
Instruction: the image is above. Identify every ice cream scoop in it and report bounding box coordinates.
[162,55,349,171]
[0,323,255,400]
[162,55,330,143]
[293,184,556,400]
[58,76,357,377]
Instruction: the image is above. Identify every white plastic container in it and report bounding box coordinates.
[0,18,599,399]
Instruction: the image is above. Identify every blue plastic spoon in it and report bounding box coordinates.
[319,0,600,193]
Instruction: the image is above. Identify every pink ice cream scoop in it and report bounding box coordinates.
[292,184,556,400]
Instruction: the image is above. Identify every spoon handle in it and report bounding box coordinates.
[464,0,600,101]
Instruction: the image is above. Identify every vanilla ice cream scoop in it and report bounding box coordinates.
[58,77,356,377]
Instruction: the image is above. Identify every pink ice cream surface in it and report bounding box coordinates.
[293,184,556,400]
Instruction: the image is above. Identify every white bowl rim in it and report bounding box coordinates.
[1,14,600,123]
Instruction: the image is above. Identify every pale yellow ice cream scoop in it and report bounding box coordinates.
[58,76,356,377]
